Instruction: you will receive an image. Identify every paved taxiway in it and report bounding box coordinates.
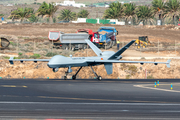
[0,79,180,120]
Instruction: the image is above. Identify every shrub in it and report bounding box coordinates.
[18,52,23,56]
[14,57,20,59]
[30,53,40,59]
[10,41,17,46]
[46,52,57,57]
[128,65,137,75]
[147,75,154,79]
[126,75,131,79]
[3,56,10,59]
[25,43,30,46]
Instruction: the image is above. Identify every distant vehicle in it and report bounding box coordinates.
[76,28,100,44]
[0,37,10,49]
[9,39,171,80]
[76,28,113,49]
[96,26,118,48]
[48,31,89,50]
[135,36,152,48]
[49,27,118,50]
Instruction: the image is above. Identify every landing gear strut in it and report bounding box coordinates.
[90,66,102,81]
[64,71,68,80]
[72,66,82,80]
[64,66,72,80]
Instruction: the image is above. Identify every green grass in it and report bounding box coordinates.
[30,53,41,59]
[10,41,17,46]
[3,56,10,59]
[46,52,58,57]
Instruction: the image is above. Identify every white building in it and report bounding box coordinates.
[56,0,85,8]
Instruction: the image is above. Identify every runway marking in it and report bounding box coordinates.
[134,83,180,93]
[38,96,122,102]
[0,85,27,88]
[0,101,180,105]
[37,96,171,103]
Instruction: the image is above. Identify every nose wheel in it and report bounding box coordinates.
[64,76,67,80]
[71,67,82,80]
[72,75,76,80]
[97,76,102,81]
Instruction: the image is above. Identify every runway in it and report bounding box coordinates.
[0,79,180,119]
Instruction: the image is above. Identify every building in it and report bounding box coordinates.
[56,0,85,8]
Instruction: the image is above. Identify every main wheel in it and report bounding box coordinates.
[97,76,102,81]
[72,75,76,80]
[112,40,116,46]
[64,76,67,80]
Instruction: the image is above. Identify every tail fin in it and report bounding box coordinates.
[85,39,102,56]
[9,57,14,64]
[108,40,136,60]
[166,60,171,68]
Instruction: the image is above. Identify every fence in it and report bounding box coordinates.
[99,19,110,24]
[86,19,97,24]
[0,39,179,79]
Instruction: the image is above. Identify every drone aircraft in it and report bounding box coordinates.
[9,39,171,80]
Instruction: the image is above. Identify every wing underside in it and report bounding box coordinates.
[9,57,50,64]
[87,60,171,68]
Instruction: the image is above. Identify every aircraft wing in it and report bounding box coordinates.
[9,57,50,64]
[87,59,171,68]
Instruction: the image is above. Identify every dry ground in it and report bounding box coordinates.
[0,23,179,79]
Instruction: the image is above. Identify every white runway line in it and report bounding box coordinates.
[134,83,180,93]
[0,101,180,105]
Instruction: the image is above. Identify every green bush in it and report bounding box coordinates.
[18,52,23,56]
[14,57,20,59]
[46,52,57,57]
[10,41,17,46]
[3,56,10,59]
[30,54,40,59]
[126,75,131,79]
[128,65,137,75]
[25,43,30,46]
[147,75,154,79]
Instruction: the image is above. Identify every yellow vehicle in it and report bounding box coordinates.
[135,36,151,48]
[0,37,10,49]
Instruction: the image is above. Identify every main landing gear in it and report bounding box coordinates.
[90,66,102,81]
[63,66,102,81]
[64,66,72,80]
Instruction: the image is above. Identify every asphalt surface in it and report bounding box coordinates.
[0,79,180,120]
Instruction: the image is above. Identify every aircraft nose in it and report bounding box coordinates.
[47,62,52,68]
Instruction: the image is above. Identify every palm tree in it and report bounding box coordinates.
[123,3,136,25]
[136,5,155,25]
[58,9,76,21]
[103,2,124,19]
[77,9,89,18]
[152,0,166,20]
[9,7,34,22]
[28,14,38,23]
[36,2,58,23]
[165,0,180,25]
[0,14,4,18]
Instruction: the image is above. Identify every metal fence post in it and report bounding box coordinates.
[175,40,176,56]
[52,39,53,53]
[34,39,35,53]
[17,39,18,54]
[158,40,159,57]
